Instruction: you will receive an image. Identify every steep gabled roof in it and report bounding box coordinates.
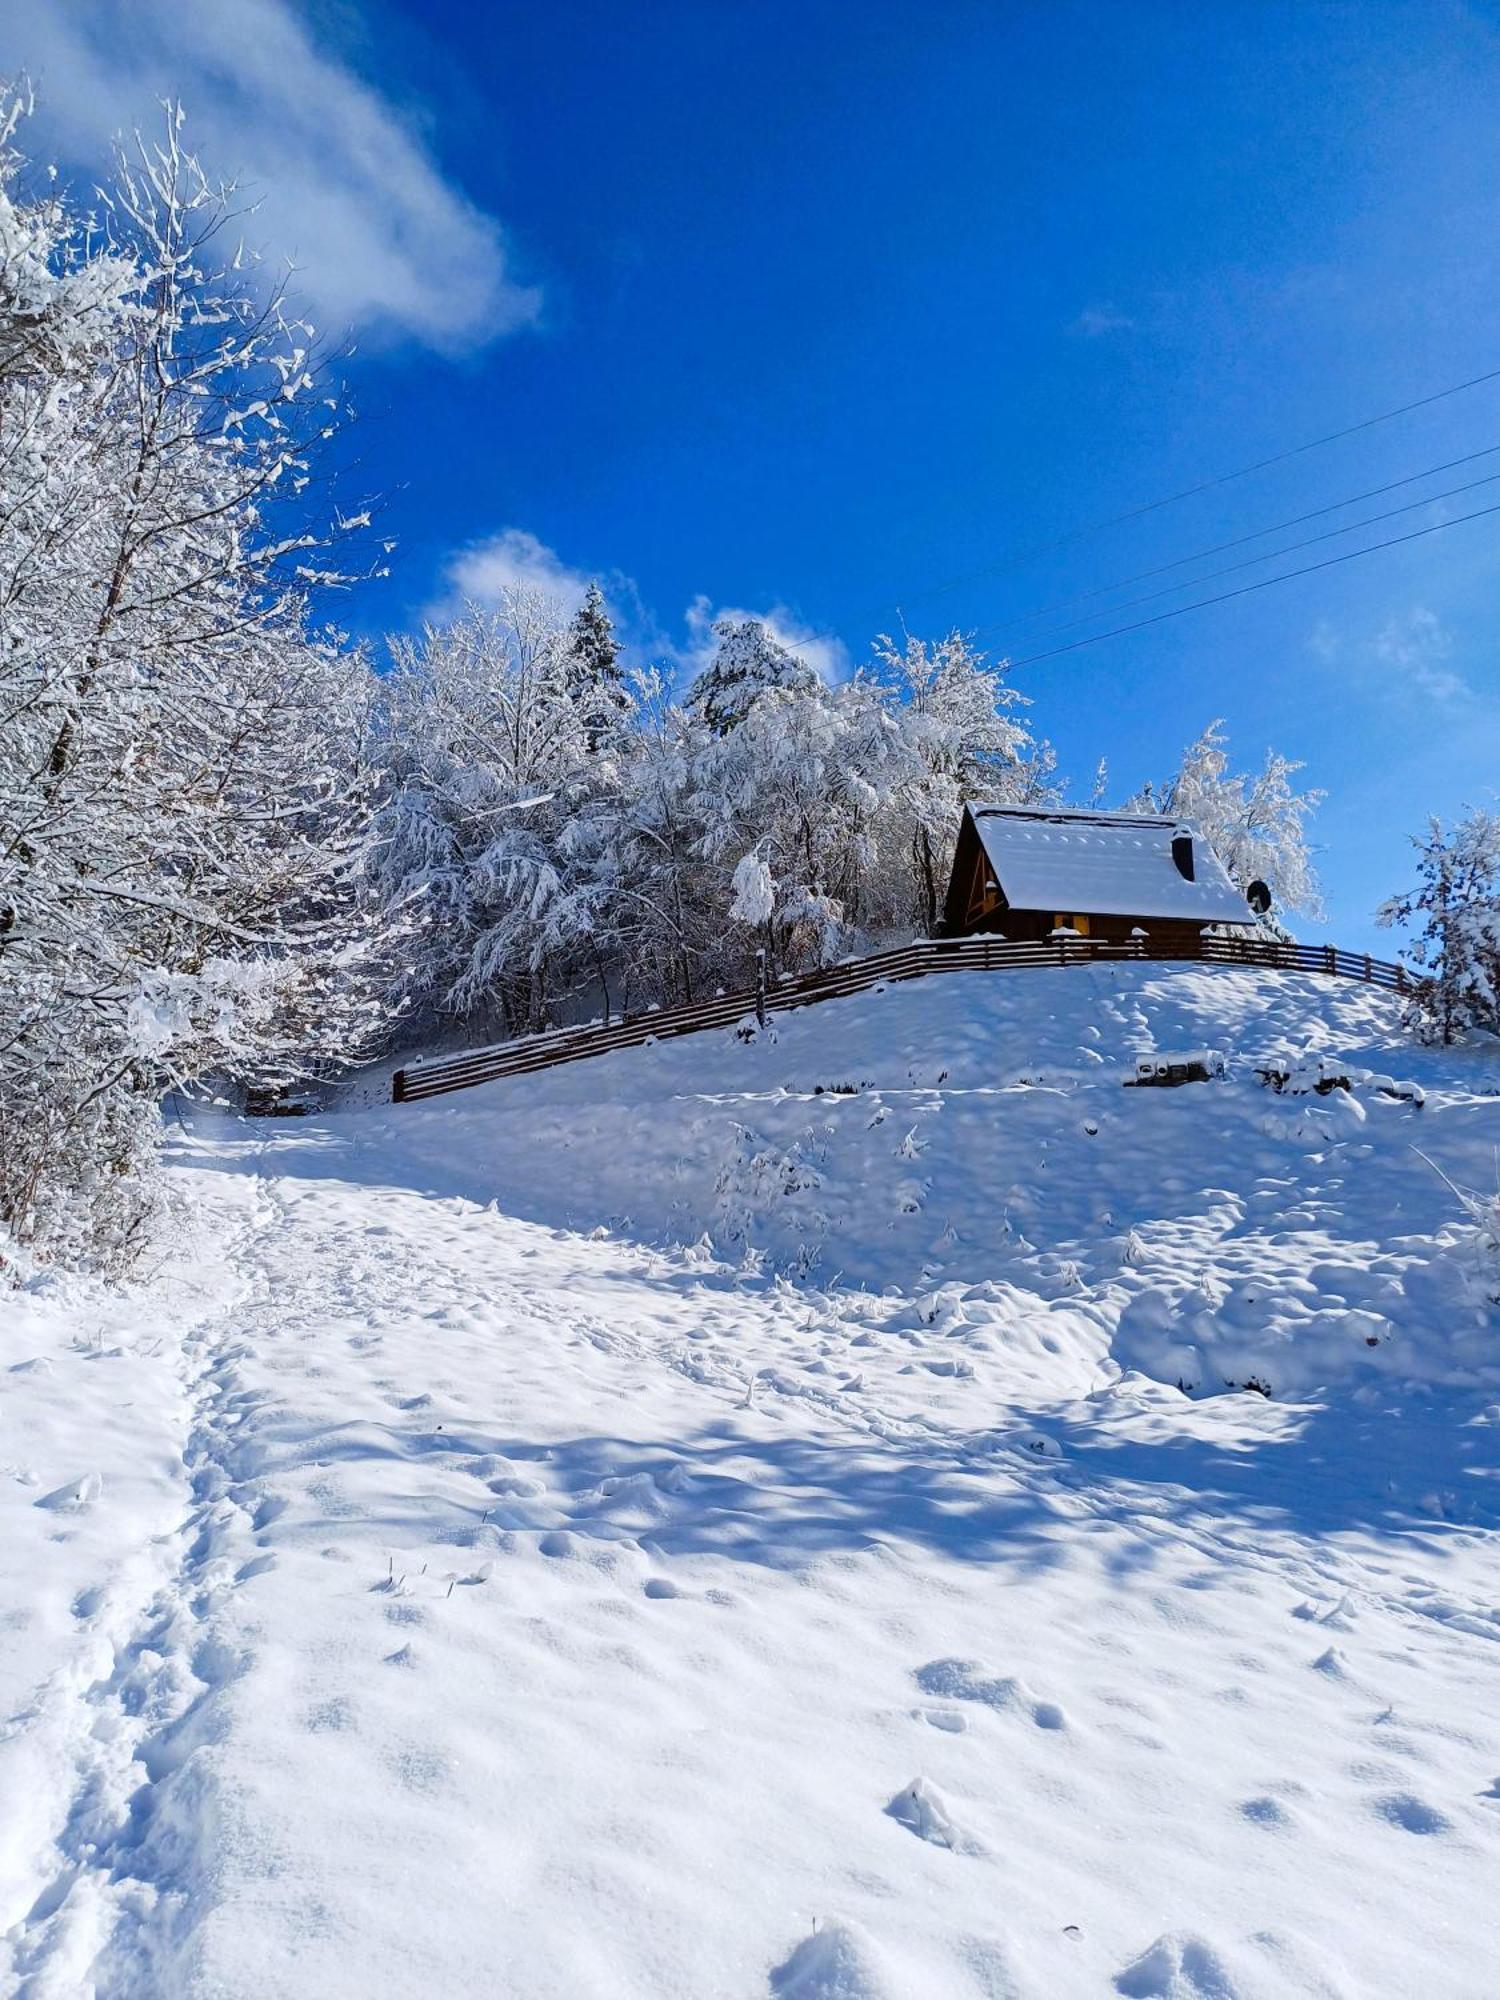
[967,803,1250,924]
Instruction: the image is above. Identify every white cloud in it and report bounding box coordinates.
[7,0,539,353]
[427,530,851,689]
[1310,605,1470,705]
[1067,302,1135,339]
[1373,607,1467,703]
[441,529,594,617]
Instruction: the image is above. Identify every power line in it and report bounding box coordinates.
[994,494,1500,669]
[897,359,1500,613]
[982,439,1500,641]
[987,462,1500,650]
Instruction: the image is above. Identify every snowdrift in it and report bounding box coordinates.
[366,962,1500,1399]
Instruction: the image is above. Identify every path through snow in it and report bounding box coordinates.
[4,966,1500,1996]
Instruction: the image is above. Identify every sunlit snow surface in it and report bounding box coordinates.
[5,965,1500,1997]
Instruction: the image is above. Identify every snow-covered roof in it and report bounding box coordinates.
[967,804,1250,923]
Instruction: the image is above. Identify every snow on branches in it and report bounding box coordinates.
[1133,720,1325,926]
[1380,808,1500,1042]
[373,611,1049,1033]
[0,101,393,1266]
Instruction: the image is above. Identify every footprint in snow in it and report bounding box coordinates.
[915,1658,1068,1731]
[1114,1931,1240,1999]
[1373,1792,1452,1836]
[37,1472,102,1512]
[1239,1795,1293,1829]
[885,1776,983,1854]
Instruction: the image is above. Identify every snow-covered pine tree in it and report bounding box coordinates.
[0,103,392,1268]
[687,617,818,736]
[566,581,629,750]
[1379,809,1500,1042]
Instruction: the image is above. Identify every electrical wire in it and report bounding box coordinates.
[986,462,1500,650]
[898,360,1500,611]
[993,493,1500,669]
[981,439,1500,640]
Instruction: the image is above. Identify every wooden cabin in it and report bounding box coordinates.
[940,803,1254,948]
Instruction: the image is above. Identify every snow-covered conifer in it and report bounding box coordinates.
[566,581,628,749]
[688,618,818,736]
[1379,808,1500,1042]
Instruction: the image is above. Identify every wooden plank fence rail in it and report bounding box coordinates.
[392,934,1414,1104]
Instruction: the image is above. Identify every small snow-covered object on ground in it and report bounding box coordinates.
[885,1775,982,1853]
[1126,1047,1225,1087]
[1257,1054,1424,1104]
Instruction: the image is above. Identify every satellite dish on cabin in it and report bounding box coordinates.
[1245,879,1273,917]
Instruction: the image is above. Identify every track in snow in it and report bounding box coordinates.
[5,966,1500,1998]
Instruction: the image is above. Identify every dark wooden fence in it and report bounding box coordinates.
[392,934,1413,1104]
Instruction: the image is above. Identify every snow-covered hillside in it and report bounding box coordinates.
[5,963,1500,1999]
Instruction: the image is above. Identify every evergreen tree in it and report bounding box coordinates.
[566,581,627,748]
[688,618,817,736]
[1379,809,1500,1043]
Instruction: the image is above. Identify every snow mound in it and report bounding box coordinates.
[771,1920,896,1999]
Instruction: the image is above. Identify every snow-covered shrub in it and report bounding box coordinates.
[713,1124,827,1267]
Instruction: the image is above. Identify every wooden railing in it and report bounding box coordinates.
[392,934,1413,1104]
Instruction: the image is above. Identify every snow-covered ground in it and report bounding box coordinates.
[5,963,1500,1998]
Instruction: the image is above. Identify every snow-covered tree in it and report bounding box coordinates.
[1147,721,1324,925]
[372,590,637,1033]
[693,672,903,972]
[566,581,628,750]
[1379,808,1500,1042]
[869,629,1038,933]
[0,103,392,1267]
[606,671,715,1006]
[687,617,818,736]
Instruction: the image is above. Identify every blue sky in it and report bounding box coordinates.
[11,0,1500,950]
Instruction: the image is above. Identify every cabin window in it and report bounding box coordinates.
[1054,913,1091,935]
